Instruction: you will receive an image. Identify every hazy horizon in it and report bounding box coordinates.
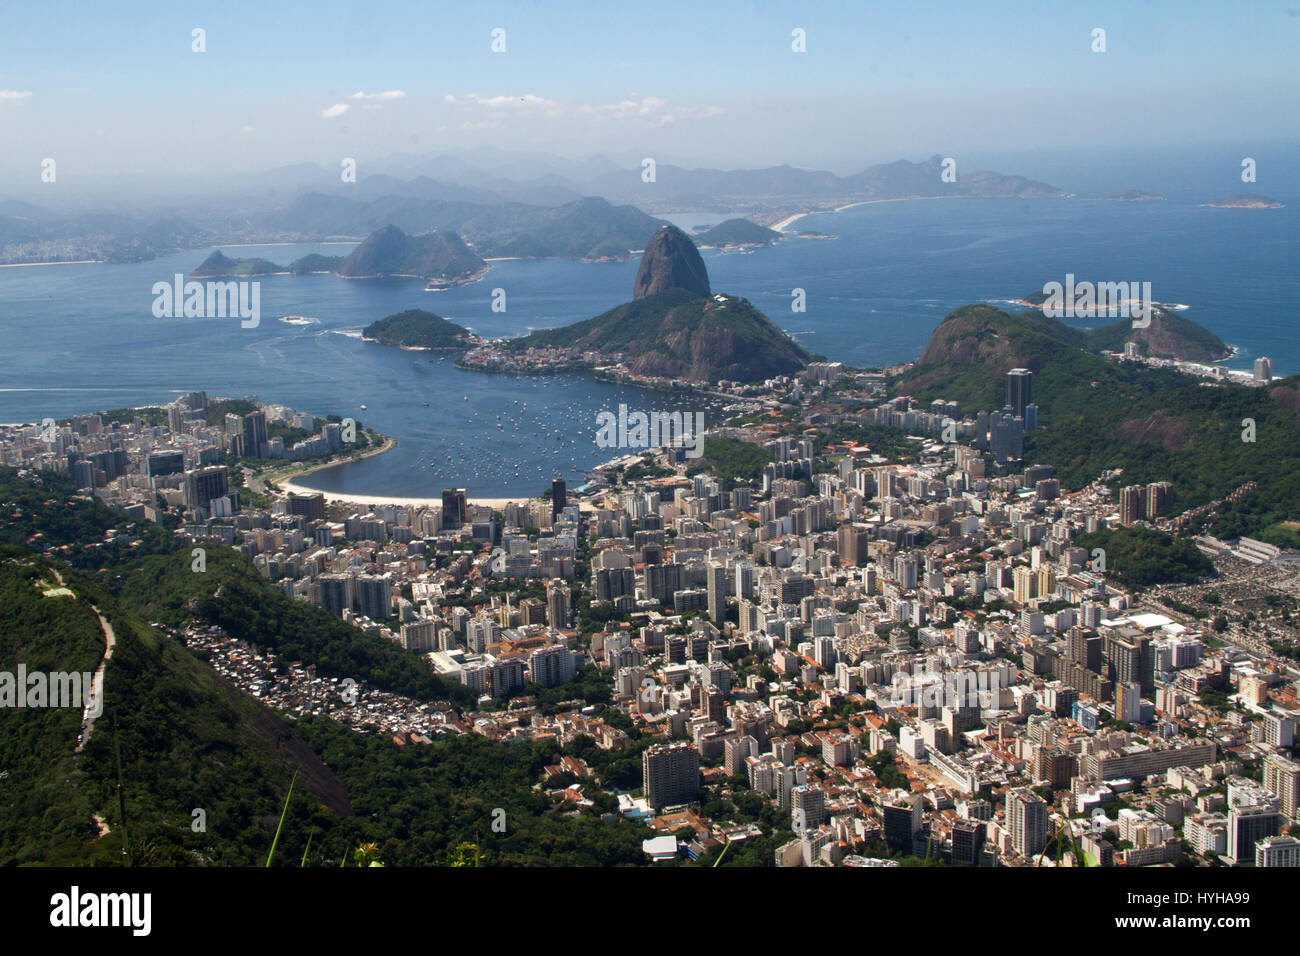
[3,1,1299,205]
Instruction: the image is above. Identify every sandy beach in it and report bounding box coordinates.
[0,259,101,268]
[261,435,551,509]
[273,479,534,510]
[772,195,964,233]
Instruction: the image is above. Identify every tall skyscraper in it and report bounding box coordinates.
[951,819,985,865]
[1263,753,1300,821]
[182,466,229,511]
[146,449,185,478]
[551,478,567,521]
[792,785,827,832]
[734,561,755,600]
[441,488,467,530]
[642,743,700,808]
[883,795,923,851]
[1007,788,1049,858]
[1227,804,1279,865]
[1119,486,1145,526]
[546,580,571,629]
[288,492,326,521]
[1255,356,1273,383]
[706,562,727,623]
[837,524,868,566]
[242,411,268,459]
[319,574,352,617]
[1007,368,1033,418]
[355,573,392,621]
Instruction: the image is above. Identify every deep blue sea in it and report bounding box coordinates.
[0,194,1295,497]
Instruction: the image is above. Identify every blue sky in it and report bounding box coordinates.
[1,0,1297,186]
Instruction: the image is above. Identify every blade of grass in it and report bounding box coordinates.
[712,837,730,866]
[265,771,297,867]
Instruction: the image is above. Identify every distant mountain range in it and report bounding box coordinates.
[7,150,1286,267]
[503,226,809,383]
[0,153,1069,265]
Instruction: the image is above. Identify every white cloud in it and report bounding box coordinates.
[350,90,406,101]
[444,93,722,127]
[0,90,32,102]
[240,125,255,134]
[321,103,350,119]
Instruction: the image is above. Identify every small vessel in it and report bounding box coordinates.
[359,404,367,410]
[423,402,430,407]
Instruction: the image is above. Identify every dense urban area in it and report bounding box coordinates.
[2,354,1298,869]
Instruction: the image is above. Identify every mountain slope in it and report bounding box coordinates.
[695,218,782,248]
[506,227,808,382]
[0,467,658,866]
[515,289,809,383]
[0,543,350,866]
[896,305,1300,542]
[336,225,486,281]
[633,226,710,299]
[191,249,284,277]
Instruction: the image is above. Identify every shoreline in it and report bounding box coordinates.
[271,436,546,508]
[0,259,102,268]
[260,435,396,494]
[771,194,1019,233]
[274,479,538,510]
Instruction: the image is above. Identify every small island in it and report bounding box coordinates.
[191,250,287,278]
[189,226,488,287]
[338,225,488,287]
[361,309,479,351]
[191,250,345,278]
[694,218,782,249]
[1207,194,1284,209]
[1103,190,1165,202]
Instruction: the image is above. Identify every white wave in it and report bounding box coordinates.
[330,329,365,339]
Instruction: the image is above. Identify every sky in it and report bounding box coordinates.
[1,0,1298,194]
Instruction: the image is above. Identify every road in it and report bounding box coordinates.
[50,568,117,753]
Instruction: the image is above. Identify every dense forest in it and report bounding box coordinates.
[1075,527,1216,590]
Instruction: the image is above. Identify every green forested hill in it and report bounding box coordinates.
[0,546,347,865]
[511,289,809,383]
[0,468,659,865]
[897,305,1300,544]
[362,309,476,350]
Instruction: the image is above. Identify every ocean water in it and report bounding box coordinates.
[0,196,1294,497]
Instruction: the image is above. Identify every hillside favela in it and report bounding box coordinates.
[0,0,1295,936]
